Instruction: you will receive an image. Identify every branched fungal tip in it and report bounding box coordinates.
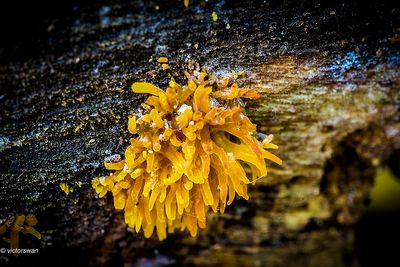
[92,67,282,240]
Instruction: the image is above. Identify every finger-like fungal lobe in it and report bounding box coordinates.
[60,183,74,195]
[92,68,282,240]
[183,0,189,8]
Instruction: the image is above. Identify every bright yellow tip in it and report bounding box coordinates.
[60,183,73,195]
[183,0,189,8]
[211,11,218,22]
[128,116,137,134]
[161,63,169,70]
[157,57,168,63]
[131,82,165,97]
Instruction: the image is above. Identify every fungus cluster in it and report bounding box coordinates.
[0,214,41,252]
[92,68,282,240]
[60,183,74,195]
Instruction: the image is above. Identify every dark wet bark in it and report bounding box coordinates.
[0,0,399,266]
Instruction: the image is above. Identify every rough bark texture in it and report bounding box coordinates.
[0,0,399,266]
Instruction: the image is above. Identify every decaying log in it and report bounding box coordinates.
[1,0,399,266]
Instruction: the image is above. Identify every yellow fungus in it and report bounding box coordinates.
[0,214,41,254]
[157,57,169,63]
[161,63,170,70]
[92,67,281,240]
[104,161,125,170]
[128,115,137,134]
[211,11,218,22]
[183,0,189,8]
[132,82,165,97]
[60,183,73,195]
[25,214,38,226]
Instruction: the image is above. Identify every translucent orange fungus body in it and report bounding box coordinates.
[92,69,282,240]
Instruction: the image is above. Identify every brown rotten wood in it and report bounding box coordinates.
[0,0,399,266]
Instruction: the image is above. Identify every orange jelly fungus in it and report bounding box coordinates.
[0,214,41,252]
[92,69,282,240]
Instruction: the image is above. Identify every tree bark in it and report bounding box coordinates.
[1,0,399,266]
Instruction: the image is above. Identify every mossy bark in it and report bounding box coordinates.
[0,0,399,266]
